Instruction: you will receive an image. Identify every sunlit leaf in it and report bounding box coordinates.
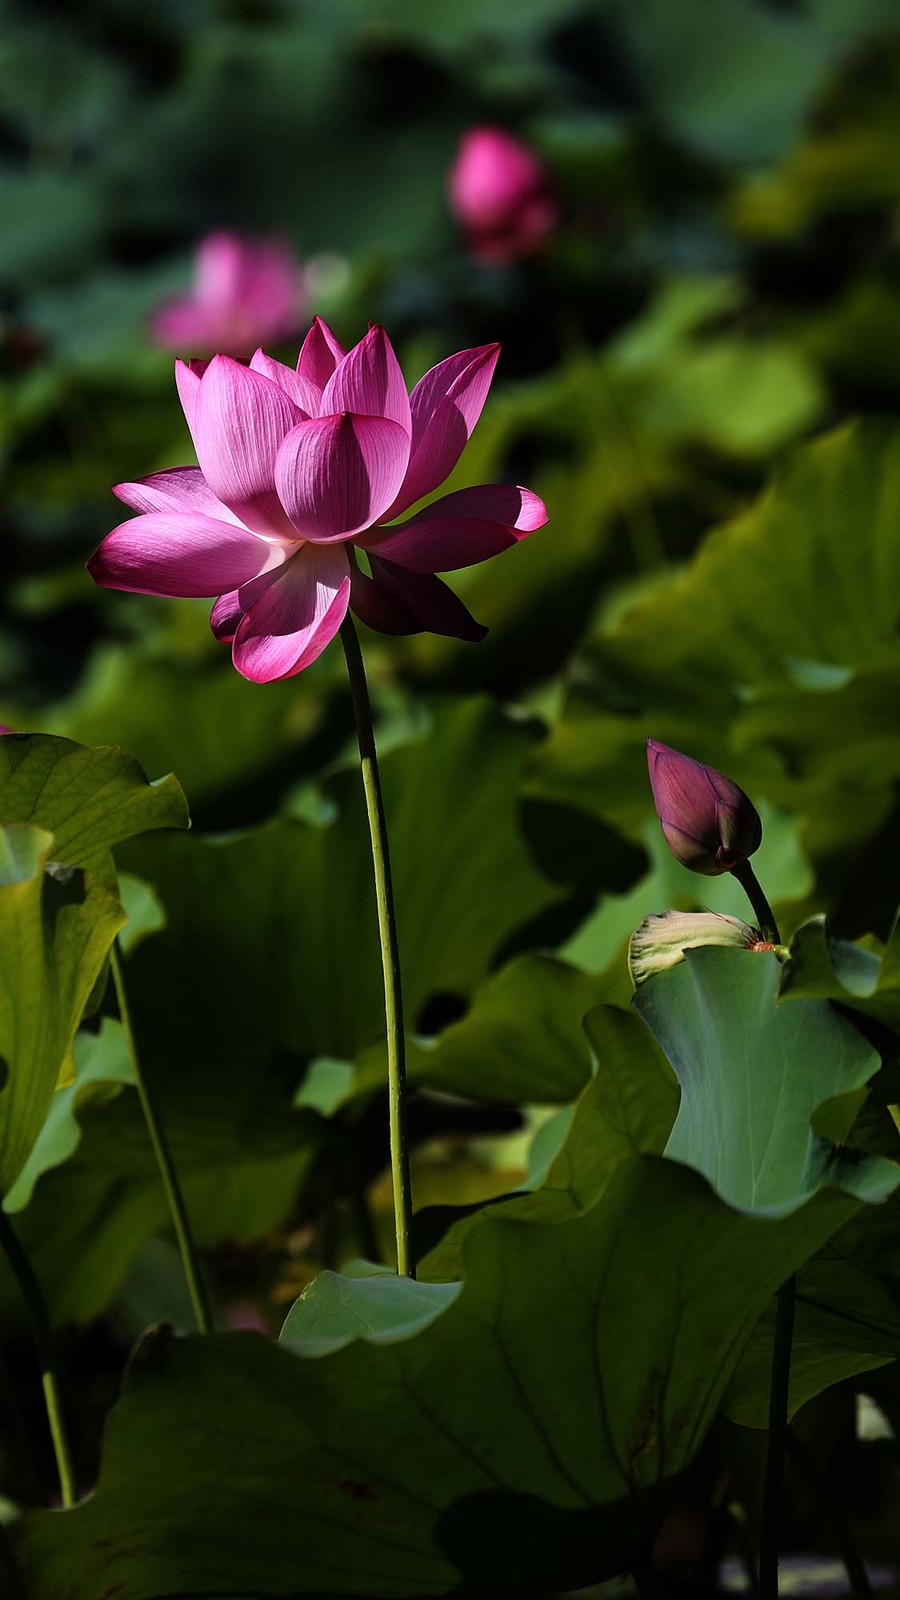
[0,734,189,887]
[280,1263,461,1356]
[634,945,898,1216]
[0,825,124,1198]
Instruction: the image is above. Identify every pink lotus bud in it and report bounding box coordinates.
[150,232,305,358]
[646,739,762,877]
[447,126,559,264]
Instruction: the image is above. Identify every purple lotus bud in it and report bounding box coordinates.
[646,739,762,876]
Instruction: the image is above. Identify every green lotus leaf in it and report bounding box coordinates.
[357,953,608,1106]
[634,945,899,1216]
[0,824,124,1198]
[779,912,900,1032]
[280,1263,462,1357]
[12,1153,863,1600]
[0,734,189,889]
[120,699,559,1087]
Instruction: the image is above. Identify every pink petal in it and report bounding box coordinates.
[191,356,302,538]
[113,467,243,525]
[363,483,547,572]
[249,350,320,417]
[210,589,243,642]
[321,325,411,434]
[297,316,346,393]
[391,343,500,513]
[87,513,275,598]
[175,359,201,432]
[274,413,410,542]
[232,545,351,682]
[351,553,486,642]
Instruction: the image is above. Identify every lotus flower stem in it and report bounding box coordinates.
[0,1205,76,1507]
[731,863,791,1599]
[730,870,791,1593]
[110,944,214,1333]
[759,1275,796,1600]
[731,861,780,946]
[340,614,415,1279]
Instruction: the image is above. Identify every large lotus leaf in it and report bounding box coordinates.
[0,733,188,887]
[12,1154,863,1600]
[634,946,898,1216]
[724,1138,900,1427]
[0,1007,313,1326]
[281,1263,462,1357]
[357,954,609,1106]
[590,418,900,698]
[724,1206,900,1427]
[778,914,900,1032]
[0,1100,313,1328]
[3,1019,134,1213]
[724,1090,900,1425]
[120,699,558,1106]
[419,1004,679,1281]
[0,825,124,1198]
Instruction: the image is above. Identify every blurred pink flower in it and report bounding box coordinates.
[88,319,548,682]
[150,232,305,358]
[447,127,559,264]
[223,1301,272,1336]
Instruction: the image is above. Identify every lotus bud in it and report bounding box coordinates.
[647,739,762,876]
[628,909,767,989]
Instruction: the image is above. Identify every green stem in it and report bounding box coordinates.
[785,1429,873,1600]
[0,1205,76,1508]
[759,1274,796,1600]
[732,861,781,945]
[733,861,790,1600]
[340,615,415,1279]
[110,945,214,1333]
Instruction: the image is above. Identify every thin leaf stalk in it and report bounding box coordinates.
[0,1205,76,1508]
[110,944,214,1333]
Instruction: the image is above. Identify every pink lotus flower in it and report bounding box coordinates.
[88,319,548,682]
[150,232,305,358]
[447,127,559,264]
